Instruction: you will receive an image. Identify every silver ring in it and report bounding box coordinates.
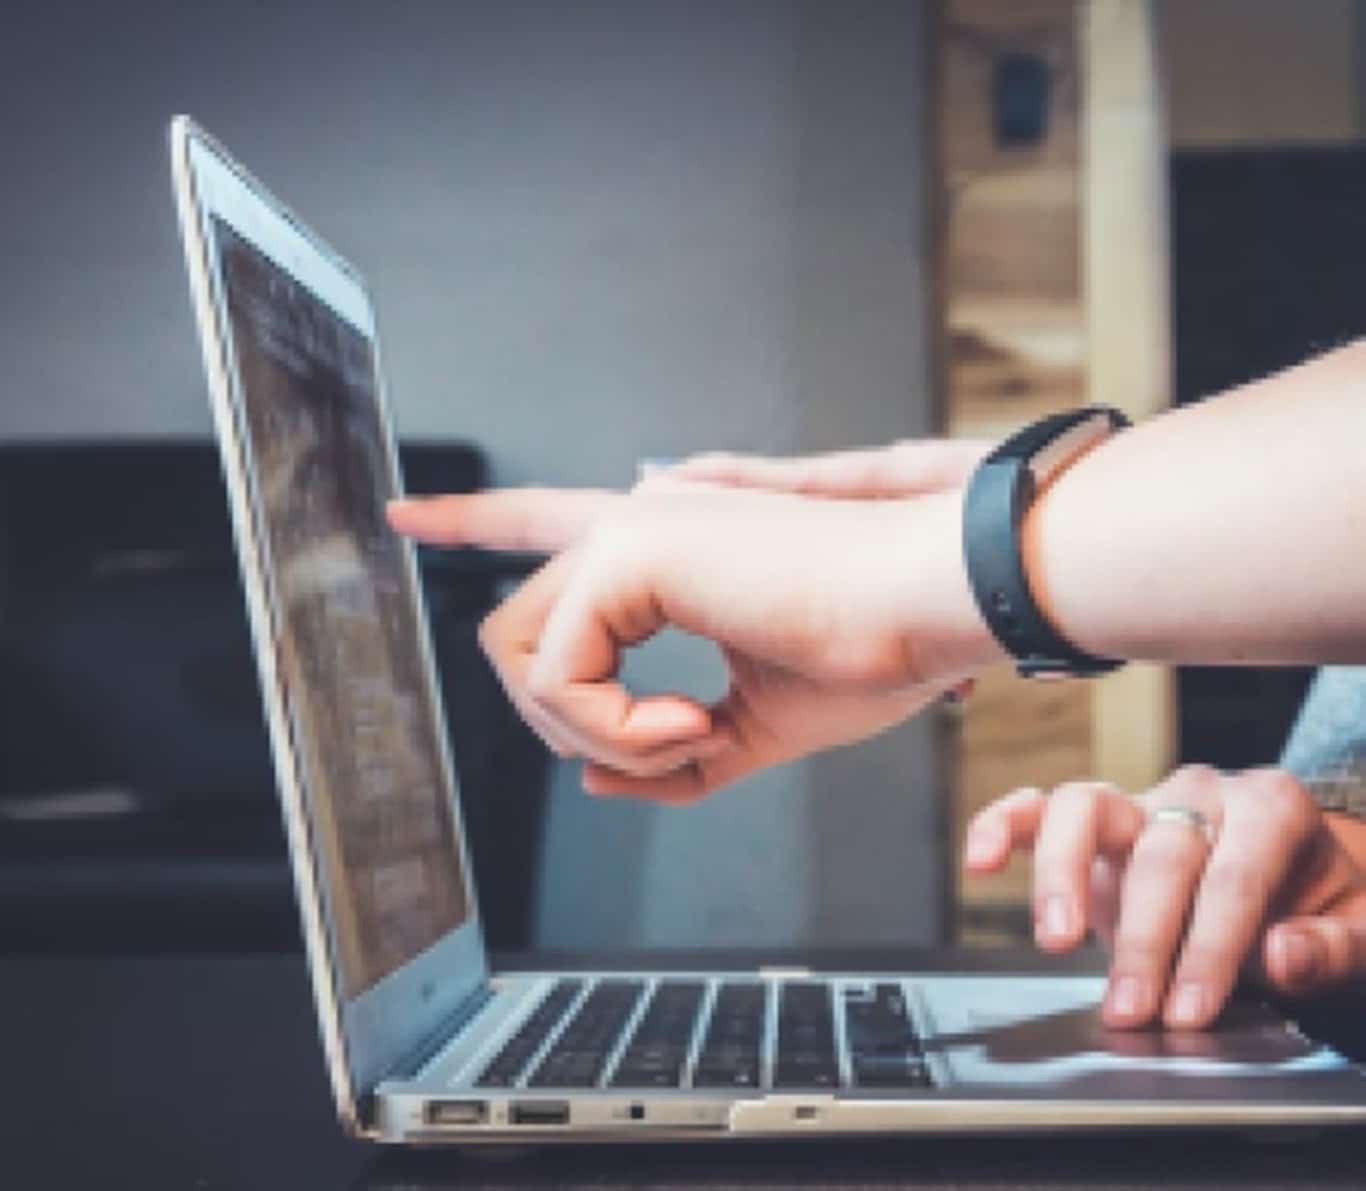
[1148,805,1212,836]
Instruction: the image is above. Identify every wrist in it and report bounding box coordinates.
[894,489,1008,683]
[962,408,1129,677]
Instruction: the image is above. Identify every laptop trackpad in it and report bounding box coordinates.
[918,976,1357,1094]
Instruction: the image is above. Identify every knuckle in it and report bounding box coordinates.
[1246,767,1315,835]
[1047,782,1091,811]
[1201,860,1269,909]
[998,786,1047,817]
[1050,781,1112,815]
[1174,764,1220,793]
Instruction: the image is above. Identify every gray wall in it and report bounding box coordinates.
[0,1,946,948]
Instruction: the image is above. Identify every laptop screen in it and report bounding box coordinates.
[213,217,472,999]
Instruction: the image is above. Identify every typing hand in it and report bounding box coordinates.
[964,766,1366,1029]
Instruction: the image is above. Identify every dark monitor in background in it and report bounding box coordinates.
[0,441,548,953]
[1170,147,1366,768]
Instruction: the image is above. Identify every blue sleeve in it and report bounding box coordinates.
[1280,666,1366,818]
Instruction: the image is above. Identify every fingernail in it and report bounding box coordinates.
[1168,982,1205,1026]
[1276,929,1315,983]
[1107,975,1144,1019]
[1042,895,1072,942]
[626,701,704,737]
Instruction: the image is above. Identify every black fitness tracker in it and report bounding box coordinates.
[962,406,1131,679]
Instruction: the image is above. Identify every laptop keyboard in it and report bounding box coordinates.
[474,976,934,1093]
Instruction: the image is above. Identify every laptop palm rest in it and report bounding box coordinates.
[917,976,1363,1098]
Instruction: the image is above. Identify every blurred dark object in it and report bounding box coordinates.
[992,52,1051,147]
[1170,148,1366,768]
[0,441,547,951]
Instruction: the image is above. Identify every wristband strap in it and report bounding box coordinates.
[962,406,1129,678]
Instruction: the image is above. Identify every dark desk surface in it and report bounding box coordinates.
[3,950,1365,1191]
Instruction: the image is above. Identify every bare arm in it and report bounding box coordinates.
[1023,342,1366,666]
[390,343,1366,798]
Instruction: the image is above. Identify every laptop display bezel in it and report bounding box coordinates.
[170,116,488,1128]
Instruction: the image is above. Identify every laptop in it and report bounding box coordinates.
[169,115,1366,1142]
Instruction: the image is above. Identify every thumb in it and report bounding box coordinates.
[1262,912,1366,996]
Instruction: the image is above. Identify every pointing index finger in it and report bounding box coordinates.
[386,488,620,552]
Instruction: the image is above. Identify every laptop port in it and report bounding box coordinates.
[510,1100,570,1126]
[425,1100,488,1126]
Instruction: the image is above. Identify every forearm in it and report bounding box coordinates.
[1025,342,1366,666]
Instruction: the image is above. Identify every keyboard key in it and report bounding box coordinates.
[693,982,766,1090]
[845,982,933,1090]
[476,979,583,1088]
[527,979,645,1088]
[775,982,839,1089]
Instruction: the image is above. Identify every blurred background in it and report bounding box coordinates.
[1,0,1363,960]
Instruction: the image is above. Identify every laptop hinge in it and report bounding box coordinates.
[385,983,496,1084]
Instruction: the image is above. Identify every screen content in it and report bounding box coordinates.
[213,218,470,997]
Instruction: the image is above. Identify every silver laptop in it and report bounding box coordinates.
[170,115,1366,1143]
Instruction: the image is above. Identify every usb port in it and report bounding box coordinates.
[509,1100,570,1126]
[425,1100,488,1126]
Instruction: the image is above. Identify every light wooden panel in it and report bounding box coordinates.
[938,0,1089,926]
[935,0,1174,937]
[1083,0,1176,793]
[941,0,1085,443]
